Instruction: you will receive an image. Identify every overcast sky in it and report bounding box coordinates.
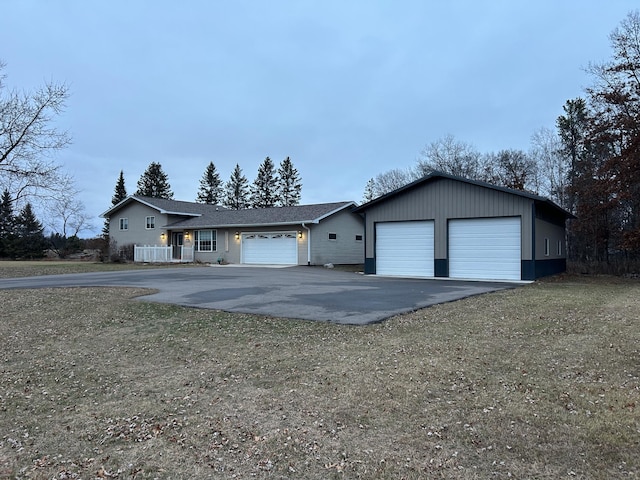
[2,1,637,236]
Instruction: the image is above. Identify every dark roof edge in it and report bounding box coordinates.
[352,171,575,219]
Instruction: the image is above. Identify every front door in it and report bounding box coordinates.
[172,232,184,260]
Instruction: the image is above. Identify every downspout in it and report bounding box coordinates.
[302,222,312,265]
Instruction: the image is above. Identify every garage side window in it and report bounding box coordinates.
[145,216,155,229]
[195,230,217,252]
[544,238,550,256]
[119,218,128,230]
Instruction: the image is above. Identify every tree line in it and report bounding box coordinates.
[112,156,302,209]
[363,11,640,273]
[104,156,303,236]
[0,189,83,259]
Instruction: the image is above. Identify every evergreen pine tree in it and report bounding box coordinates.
[276,156,302,206]
[223,164,250,210]
[196,161,223,204]
[113,170,128,204]
[0,189,16,258]
[104,170,128,238]
[251,157,278,208]
[135,162,173,199]
[14,203,46,259]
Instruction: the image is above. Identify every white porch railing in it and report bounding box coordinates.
[181,245,195,262]
[134,245,194,263]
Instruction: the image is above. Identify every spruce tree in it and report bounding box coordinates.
[113,170,128,204]
[251,157,278,208]
[135,162,173,199]
[196,161,223,204]
[223,164,250,210]
[276,156,302,206]
[0,189,16,258]
[14,203,46,259]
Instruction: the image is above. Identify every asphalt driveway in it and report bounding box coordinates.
[0,266,518,325]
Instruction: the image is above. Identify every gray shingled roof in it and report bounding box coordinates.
[165,201,356,228]
[101,195,356,227]
[101,195,227,218]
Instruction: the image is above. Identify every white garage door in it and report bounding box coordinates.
[449,217,521,281]
[241,232,298,264]
[376,221,434,277]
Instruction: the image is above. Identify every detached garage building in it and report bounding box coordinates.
[353,172,574,281]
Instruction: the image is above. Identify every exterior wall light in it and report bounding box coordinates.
[161,232,166,240]
[184,231,190,240]
[298,231,303,238]
[235,231,240,240]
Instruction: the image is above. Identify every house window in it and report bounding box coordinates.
[145,216,155,229]
[119,218,128,230]
[328,233,337,240]
[544,238,550,256]
[557,240,562,256]
[355,234,363,241]
[195,230,217,252]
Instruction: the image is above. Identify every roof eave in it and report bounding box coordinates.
[163,220,321,229]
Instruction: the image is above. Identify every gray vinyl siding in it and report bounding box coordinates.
[189,226,303,264]
[189,228,228,264]
[189,212,363,265]
[308,211,364,265]
[108,203,168,249]
[363,178,534,260]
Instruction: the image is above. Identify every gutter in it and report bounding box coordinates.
[302,222,312,265]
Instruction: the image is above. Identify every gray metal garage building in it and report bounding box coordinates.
[353,172,574,281]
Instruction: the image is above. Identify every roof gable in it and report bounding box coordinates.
[353,171,574,218]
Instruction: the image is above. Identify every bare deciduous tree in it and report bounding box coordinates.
[416,134,484,179]
[0,61,71,205]
[530,127,569,208]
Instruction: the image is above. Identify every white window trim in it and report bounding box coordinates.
[557,240,562,256]
[544,238,550,257]
[119,218,128,230]
[145,216,155,229]
[195,229,217,252]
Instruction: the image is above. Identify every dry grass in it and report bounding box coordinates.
[0,261,196,279]
[0,276,639,479]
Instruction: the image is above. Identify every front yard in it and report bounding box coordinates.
[0,273,639,478]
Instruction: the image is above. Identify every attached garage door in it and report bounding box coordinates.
[376,221,434,277]
[241,232,297,264]
[449,217,521,281]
